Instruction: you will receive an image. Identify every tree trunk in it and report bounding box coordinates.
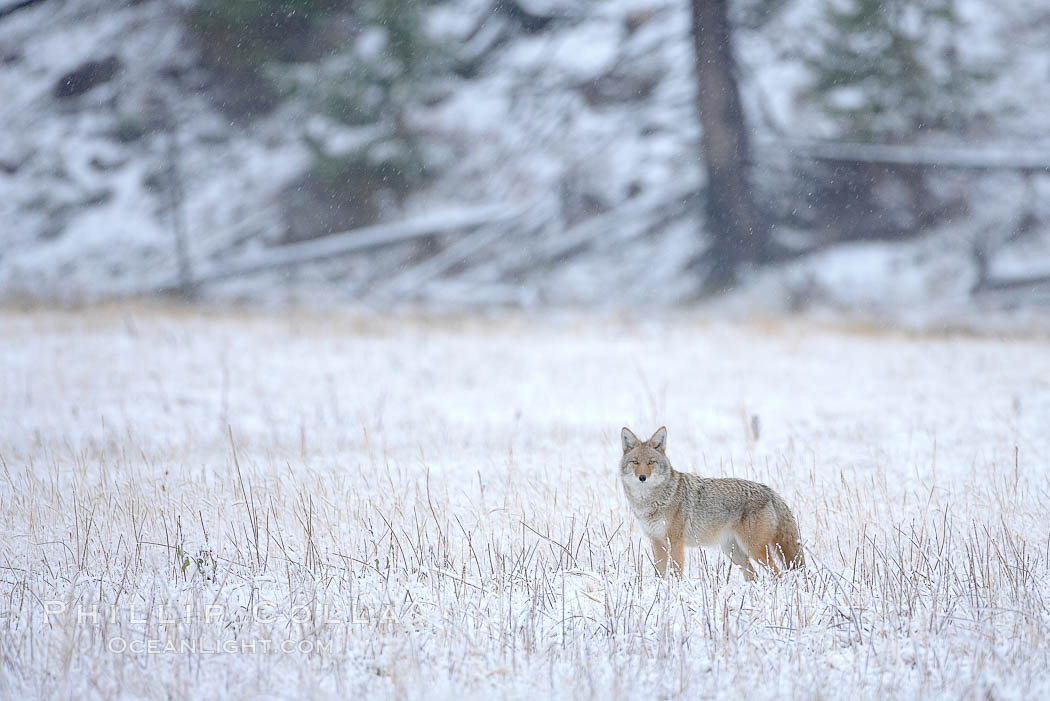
[690,0,769,292]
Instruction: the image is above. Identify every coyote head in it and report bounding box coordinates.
[620,426,671,486]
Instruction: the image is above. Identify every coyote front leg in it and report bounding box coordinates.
[651,532,685,577]
[669,534,684,577]
[650,537,670,576]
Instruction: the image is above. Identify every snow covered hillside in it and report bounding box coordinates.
[1,0,1050,316]
[1,306,1049,698]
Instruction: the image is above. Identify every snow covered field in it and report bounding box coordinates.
[1,305,1049,699]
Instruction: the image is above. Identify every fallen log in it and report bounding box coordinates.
[156,204,524,294]
[761,138,1050,173]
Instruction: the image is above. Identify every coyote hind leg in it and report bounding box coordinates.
[747,541,784,575]
[721,534,757,581]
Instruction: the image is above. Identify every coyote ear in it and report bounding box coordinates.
[648,426,667,452]
[621,427,639,453]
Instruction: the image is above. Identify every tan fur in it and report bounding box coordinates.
[650,509,686,577]
[619,426,804,580]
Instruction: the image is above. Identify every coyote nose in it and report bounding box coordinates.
[638,474,646,482]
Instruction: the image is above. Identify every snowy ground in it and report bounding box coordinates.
[1,305,1049,699]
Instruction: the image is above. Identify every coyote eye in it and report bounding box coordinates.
[647,460,655,466]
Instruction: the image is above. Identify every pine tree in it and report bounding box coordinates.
[187,0,451,238]
[804,0,976,141]
[301,0,445,204]
[690,0,770,292]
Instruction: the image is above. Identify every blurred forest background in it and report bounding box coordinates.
[2,0,1049,320]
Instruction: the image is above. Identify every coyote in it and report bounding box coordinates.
[619,426,804,579]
